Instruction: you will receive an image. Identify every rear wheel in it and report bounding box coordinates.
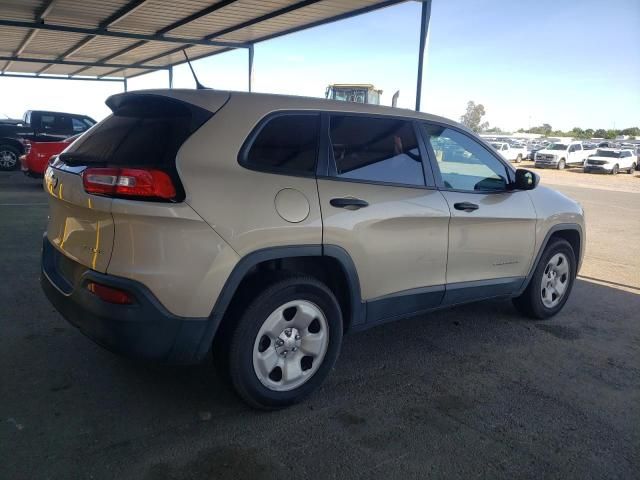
[557,158,566,170]
[226,276,343,409]
[513,238,576,319]
[0,145,20,171]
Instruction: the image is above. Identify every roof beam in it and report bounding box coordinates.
[92,0,240,78]
[204,0,323,40]
[125,0,408,81]
[0,19,249,49]
[2,0,59,73]
[0,55,166,71]
[37,0,152,74]
[0,72,125,83]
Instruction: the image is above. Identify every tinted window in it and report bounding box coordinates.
[72,117,90,133]
[329,115,424,186]
[422,124,509,192]
[61,96,209,168]
[40,114,72,134]
[245,114,319,174]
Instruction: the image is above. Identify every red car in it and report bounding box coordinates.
[20,136,77,177]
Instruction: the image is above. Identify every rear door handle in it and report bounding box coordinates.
[330,197,369,210]
[454,202,479,212]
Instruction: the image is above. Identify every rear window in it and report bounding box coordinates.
[241,114,319,175]
[61,96,211,168]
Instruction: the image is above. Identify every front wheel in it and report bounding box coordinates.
[227,276,343,409]
[513,238,576,319]
[516,154,522,163]
[611,164,619,175]
[628,163,636,174]
[557,158,566,170]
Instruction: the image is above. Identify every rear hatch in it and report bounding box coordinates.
[45,91,222,273]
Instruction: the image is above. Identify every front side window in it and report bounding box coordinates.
[422,124,509,192]
[244,114,319,175]
[329,115,425,186]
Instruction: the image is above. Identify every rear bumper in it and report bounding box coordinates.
[20,155,44,177]
[40,237,211,364]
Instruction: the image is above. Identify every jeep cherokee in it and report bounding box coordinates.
[41,90,585,409]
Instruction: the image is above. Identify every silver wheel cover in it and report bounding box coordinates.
[252,300,329,392]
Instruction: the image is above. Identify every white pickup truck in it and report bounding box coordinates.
[534,141,589,169]
[490,142,527,163]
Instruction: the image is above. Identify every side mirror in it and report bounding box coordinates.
[513,168,539,190]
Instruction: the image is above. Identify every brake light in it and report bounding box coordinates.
[82,167,176,200]
[87,281,133,305]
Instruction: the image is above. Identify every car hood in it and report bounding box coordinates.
[537,149,566,155]
[586,156,618,162]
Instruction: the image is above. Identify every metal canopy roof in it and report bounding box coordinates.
[0,0,409,81]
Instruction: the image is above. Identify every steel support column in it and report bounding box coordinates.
[415,0,432,112]
[124,78,128,92]
[168,66,173,88]
[248,45,254,92]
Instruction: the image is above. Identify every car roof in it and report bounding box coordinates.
[109,88,468,132]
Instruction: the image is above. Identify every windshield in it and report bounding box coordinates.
[595,150,622,158]
[548,143,569,151]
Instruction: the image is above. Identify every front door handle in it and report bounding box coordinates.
[454,201,479,212]
[330,197,369,210]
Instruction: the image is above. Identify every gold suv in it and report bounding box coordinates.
[41,90,585,409]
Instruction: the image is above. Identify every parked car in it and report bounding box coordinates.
[583,148,637,174]
[490,141,527,162]
[41,90,585,409]
[534,141,590,169]
[0,110,95,171]
[527,144,546,160]
[20,135,79,178]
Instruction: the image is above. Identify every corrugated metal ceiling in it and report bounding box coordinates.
[0,0,407,80]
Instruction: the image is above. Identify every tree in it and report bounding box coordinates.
[594,129,607,138]
[605,129,617,139]
[621,127,640,137]
[460,101,489,132]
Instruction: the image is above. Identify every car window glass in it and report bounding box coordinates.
[422,124,509,192]
[245,114,319,174]
[40,114,72,134]
[329,115,425,186]
[72,118,88,133]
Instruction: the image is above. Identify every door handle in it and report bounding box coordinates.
[454,202,479,212]
[330,197,369,209]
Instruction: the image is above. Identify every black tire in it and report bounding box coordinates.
[611,164,618,175]
[0,144,20,171]
[226,276,343,409]
[628,163,636,174]
[516,154,522,163]
[557,158,566,170]
[513,238,576,319]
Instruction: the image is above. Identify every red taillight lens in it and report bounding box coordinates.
[82,167,176,200]
[87,282,134,305]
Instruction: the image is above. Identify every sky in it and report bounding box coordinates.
[0,0,638,132]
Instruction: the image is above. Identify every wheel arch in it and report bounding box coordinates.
[516,223,583,295]
[0,138,25,154]
[194,245,363,362]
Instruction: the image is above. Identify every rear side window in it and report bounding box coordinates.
[242,114,319,175]
[329,115,425,186]
[40,114,72,134]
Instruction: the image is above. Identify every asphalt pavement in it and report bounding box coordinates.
[1,170,638,479]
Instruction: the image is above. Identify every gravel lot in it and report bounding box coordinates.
[1,169,638,479]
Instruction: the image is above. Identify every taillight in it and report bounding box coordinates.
[82,167,176,200]
[87,281,134,305]
[24,140,31,154]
